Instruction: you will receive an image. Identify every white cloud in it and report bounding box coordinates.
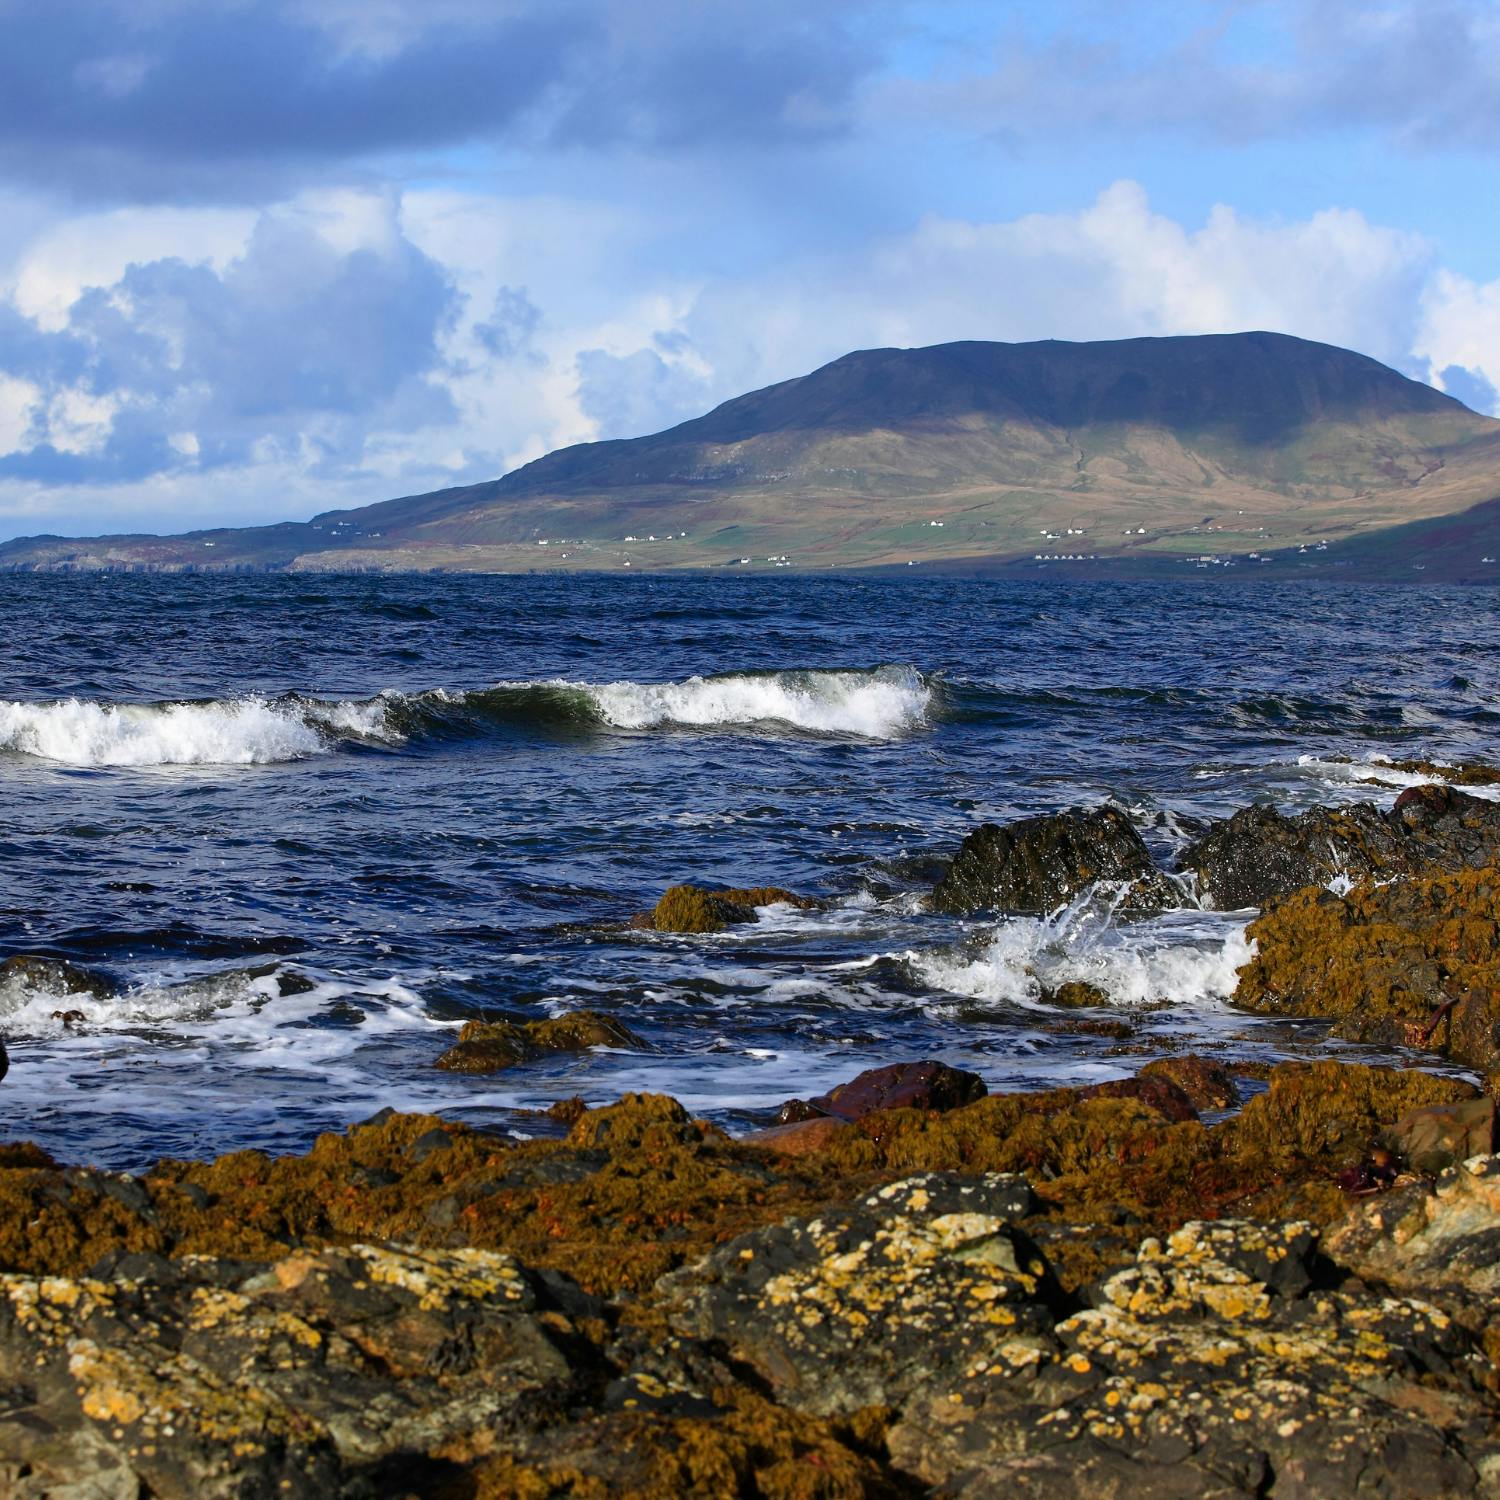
[1,177,1497,541]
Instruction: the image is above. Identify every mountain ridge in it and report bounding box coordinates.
[5,331,1500,579]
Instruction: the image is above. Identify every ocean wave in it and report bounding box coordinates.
[570,665,930,738]
[912,893,1253,1011]
[0,667,930,766]
[0,694,395,767]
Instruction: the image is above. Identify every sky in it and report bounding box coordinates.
[2,0,1500,539]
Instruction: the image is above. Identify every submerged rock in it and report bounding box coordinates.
[774,1059,987,1125]
[435,1007,646,1073]
[649,883,816,933]
[1233,864,1500,1072]
[0,954,113,1000]
[1180,785,1500,909]
[932,806,1176,917]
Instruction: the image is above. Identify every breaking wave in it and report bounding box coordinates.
[912,893,1254,1011]
[0,666,931,767]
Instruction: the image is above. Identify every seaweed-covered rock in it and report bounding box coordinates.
[887,1218,1497,1497]
[1233,865,1500,1072]
[1181,785,1500,910]
[932,807,1176,917]
[1038,979,1112,1008]
[435,1007,646,1073]
[656,1173,1049,1415]
[650,884,815,934]
[775,1059,987,1125]
[0,954,114,1000]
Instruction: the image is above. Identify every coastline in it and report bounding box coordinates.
[3,772,1500,1495]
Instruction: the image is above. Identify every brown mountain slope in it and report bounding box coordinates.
[4,331,1498,576]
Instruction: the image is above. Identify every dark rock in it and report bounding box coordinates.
[0,955,113,1000]
[776,1059,987,1125]
[886,1218,1490,1498]
[656,1173,1051,1415]
[1139,1055,1239,1112]
[407,1127,454,1163]
[1181,786,1500,909]
[932,806,1176,917]
[49,1009,86,1028]
[434,1007,646,1074]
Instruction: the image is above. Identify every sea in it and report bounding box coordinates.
[1,571,1497,1171]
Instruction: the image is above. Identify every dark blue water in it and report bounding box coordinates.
[2,573,1497,1169]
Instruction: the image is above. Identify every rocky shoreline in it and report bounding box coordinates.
[4,772,1500,1496]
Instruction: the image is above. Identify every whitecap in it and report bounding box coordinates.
[575,665,930,739]
[911,892,1255,1011]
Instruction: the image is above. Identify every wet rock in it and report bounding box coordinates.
[656,1173,1050,1416]
[435,1007,646,1073]
[50,1008,87,1028]
[0,954,113,1000]
[887,1218,1495,1498]
[1234,865,1500,1072]
[1387,1097,1497,1176]
[650,883,816,934]
[1180,786,1500,909]
[932,806,1176,917]
[775,1059,987,1125]
[1039,979,1112,1008]
[1376,755,1500,787]
[1139,1054,1239,1112]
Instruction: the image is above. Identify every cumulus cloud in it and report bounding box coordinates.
[4,179,1500,539]
[0,192,460,487]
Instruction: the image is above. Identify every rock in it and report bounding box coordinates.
[0,1242,603,1499]
[775,1059,987,1125]
[434,1007,645,1073]
[887,1217,1494,1498]
[1180,786,1500,909]
[1039,979,1112,1008]
[0,954,113,1000]
[650,883,816,933]
[1388,1096,1497,1175]
[1325,1153,1500,1297]
[1220,1059,1479,1170]
[656,1173,1050,1416]
[931,806,1177,917]
[1233,865,1500,1073]
[1139,1054,1239,1112]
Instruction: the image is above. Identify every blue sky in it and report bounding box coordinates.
[2,0,1499,539]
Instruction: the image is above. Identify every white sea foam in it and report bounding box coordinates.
[912,894,1254,1011]
[0,694,396,767]
[1296,753,1500,801]
[576,666,930,739]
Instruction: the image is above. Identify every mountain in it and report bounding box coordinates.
[5,331,1500,578]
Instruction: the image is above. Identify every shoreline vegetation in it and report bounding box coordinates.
[4,769,1500,1495]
